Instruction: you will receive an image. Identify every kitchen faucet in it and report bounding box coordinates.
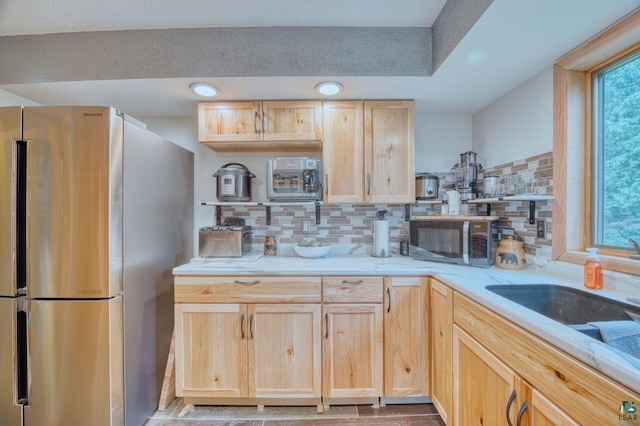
[629,238,640,260]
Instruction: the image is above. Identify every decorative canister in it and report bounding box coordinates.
[264,235,277,256]
[495,236,526,270]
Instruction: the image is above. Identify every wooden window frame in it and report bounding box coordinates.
[553,8,640,275]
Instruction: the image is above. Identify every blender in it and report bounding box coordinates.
[452,151,482,200]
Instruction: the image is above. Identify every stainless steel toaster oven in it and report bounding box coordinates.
[199,225,252,257]
[267,158,322,201]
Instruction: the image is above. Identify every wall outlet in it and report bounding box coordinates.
[536,219,546,238]
[301,220,311,234]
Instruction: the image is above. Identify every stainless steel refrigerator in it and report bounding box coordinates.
[0,106,194,426]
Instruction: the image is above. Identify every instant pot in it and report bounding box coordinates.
[415,173,439,200]
[213,163,255,201]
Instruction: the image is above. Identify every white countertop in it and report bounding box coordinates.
[173,253,640,394]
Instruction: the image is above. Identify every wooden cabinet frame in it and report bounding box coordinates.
[322,100,415,204]
[198,100,322,152]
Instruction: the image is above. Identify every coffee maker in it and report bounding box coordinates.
[452,151,482,200]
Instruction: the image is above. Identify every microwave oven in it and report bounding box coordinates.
[267,158,322,201]
[409,216,499,267]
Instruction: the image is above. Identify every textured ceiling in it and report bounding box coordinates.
[0,0,447,36]
[0,1,638,117]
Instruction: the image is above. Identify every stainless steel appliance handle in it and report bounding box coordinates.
[16,298,28,404]
[15,140,28,292]
[462,221,470,265]
[341,280,363,285]
[234,280,260,285]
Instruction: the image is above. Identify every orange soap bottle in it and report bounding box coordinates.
[584,247,603,290]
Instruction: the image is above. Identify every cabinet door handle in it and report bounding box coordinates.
[516,401,528,426]
[240,313,245,339]
[249,313,254,340]
[325,174,329,197]
[325,313,329,339]
[367,173,371,196]
[234,280,260,285]
[254,111,259,133]
[386,287,391,313]
[506,389,517,426]
[341,280,363,285]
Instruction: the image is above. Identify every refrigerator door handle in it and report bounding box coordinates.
[15,140,28,293]
[16,297,28,405]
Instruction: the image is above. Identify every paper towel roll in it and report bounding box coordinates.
[446,190,461,215]
[373,219,390,257]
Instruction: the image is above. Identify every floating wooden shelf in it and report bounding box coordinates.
[467,195,554,224]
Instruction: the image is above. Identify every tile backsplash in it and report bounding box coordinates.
[208,151,554,259]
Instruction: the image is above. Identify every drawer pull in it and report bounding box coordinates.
[506,389,517,426]
[240,313,245,339]
[249,313,254,340]
[234,280,260,285]
[516,401,528,426]
[341,280,363,285]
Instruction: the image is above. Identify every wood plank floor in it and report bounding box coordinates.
[146,399,445,425]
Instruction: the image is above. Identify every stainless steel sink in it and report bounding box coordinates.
[485,284,640,342]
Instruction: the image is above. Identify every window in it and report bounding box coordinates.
[592,51,640,250]
[553,10,640,274]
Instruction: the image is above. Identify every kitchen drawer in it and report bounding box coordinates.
[322,276,383,303]
[175,276,321,303]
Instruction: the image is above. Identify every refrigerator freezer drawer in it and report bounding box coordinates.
[0,297,24,426]
[24,297,123,426]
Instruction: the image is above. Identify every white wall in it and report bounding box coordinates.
[142,117,321,244]
[472,66,553,167]
[0,89,40,106]
[143,112,473,247]
[415,113,472,172]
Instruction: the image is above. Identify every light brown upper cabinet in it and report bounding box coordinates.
[322,100,415,204]
[198,101,322,152]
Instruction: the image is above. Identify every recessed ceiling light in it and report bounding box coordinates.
[190,83,219,97]
[315,81,343,96]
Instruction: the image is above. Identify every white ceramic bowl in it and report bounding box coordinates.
[294,244,331,258]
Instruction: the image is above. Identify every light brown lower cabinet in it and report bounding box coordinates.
[449,287,639,425]
[429,278,453,423]
[175,303,321,400]
[383,277,428,397]
[174,274,431,407]
[248,304,321,398]
[322,303,383,398]
[453,325,578,426]
[175,304,248,398]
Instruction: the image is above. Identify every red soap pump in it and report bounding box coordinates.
[584,247,603,290]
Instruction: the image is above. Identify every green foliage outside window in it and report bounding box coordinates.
[597,53,640,249]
